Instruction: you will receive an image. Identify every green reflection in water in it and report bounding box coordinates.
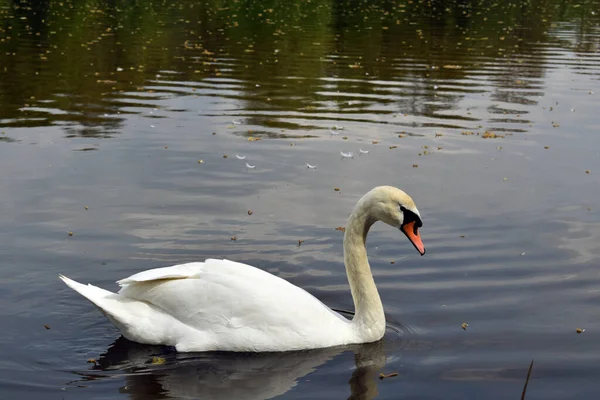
[0,0,598,137]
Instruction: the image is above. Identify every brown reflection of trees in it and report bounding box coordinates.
[0,0,596,137]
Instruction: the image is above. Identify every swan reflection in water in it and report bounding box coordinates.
[75,325,408,400]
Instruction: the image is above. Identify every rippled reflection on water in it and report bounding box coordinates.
[1,0,600,399]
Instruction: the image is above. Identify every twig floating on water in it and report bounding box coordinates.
[520,359,534,400]
[379,372,398,380]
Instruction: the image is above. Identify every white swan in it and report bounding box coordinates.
[60,186,425,352]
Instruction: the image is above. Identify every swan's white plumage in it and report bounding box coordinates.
[61,259,353,352]
[60,186,424,353]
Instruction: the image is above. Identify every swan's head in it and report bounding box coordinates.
[363,186,425,255]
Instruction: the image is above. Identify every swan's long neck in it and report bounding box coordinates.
[343,198,385,341]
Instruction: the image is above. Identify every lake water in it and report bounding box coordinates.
[1,0,600,399]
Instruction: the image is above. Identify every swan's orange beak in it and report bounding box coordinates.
[401,221,425,255]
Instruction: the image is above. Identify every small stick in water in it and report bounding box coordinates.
[379,372,399,380]
[520,359,534,400]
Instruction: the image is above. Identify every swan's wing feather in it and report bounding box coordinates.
[117,258,270,286]
[117,259,348,349]
[117,264,201,285]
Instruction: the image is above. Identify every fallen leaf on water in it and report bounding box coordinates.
[334,188,340,191]
[44,324,50,330]
[435,133,443,137]
[151,357,166,365]
[389,145,397,149]
[461,131,474,135]
[230,236,237,241]
[585,170,590,174]
[412,164,418,168]
[379,372,399,379]
[461,322,469,330]
[298,240,305,246]
[247,136,262,142]
[87,358,97,364]
[335,226,346,232]
[198,159,204,164]
[372,141,379,144]
[576,328,585,334]
[247,210,253,215]
[482,131,504,139]
[68,232,73,236]
[544,146,549,149]
[223,154,228,158]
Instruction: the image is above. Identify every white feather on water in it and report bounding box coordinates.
[359,149,369,154]
[306,163,317,169]
[245,163,256,169]
[340,151,354,158]
[236,154,246,160]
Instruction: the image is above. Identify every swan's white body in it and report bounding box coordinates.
[60,186,425,352]
[60,259,356,352]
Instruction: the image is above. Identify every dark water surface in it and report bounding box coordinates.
[2,0,600,398]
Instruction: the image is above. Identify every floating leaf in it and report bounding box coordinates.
[482,131,503,139]
[151,357,166,365]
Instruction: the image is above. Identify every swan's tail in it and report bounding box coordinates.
[59,274,115,304]
[59,274,181,346]
[58,274,127,327]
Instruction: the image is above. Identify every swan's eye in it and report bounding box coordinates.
[401,207,423,228]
